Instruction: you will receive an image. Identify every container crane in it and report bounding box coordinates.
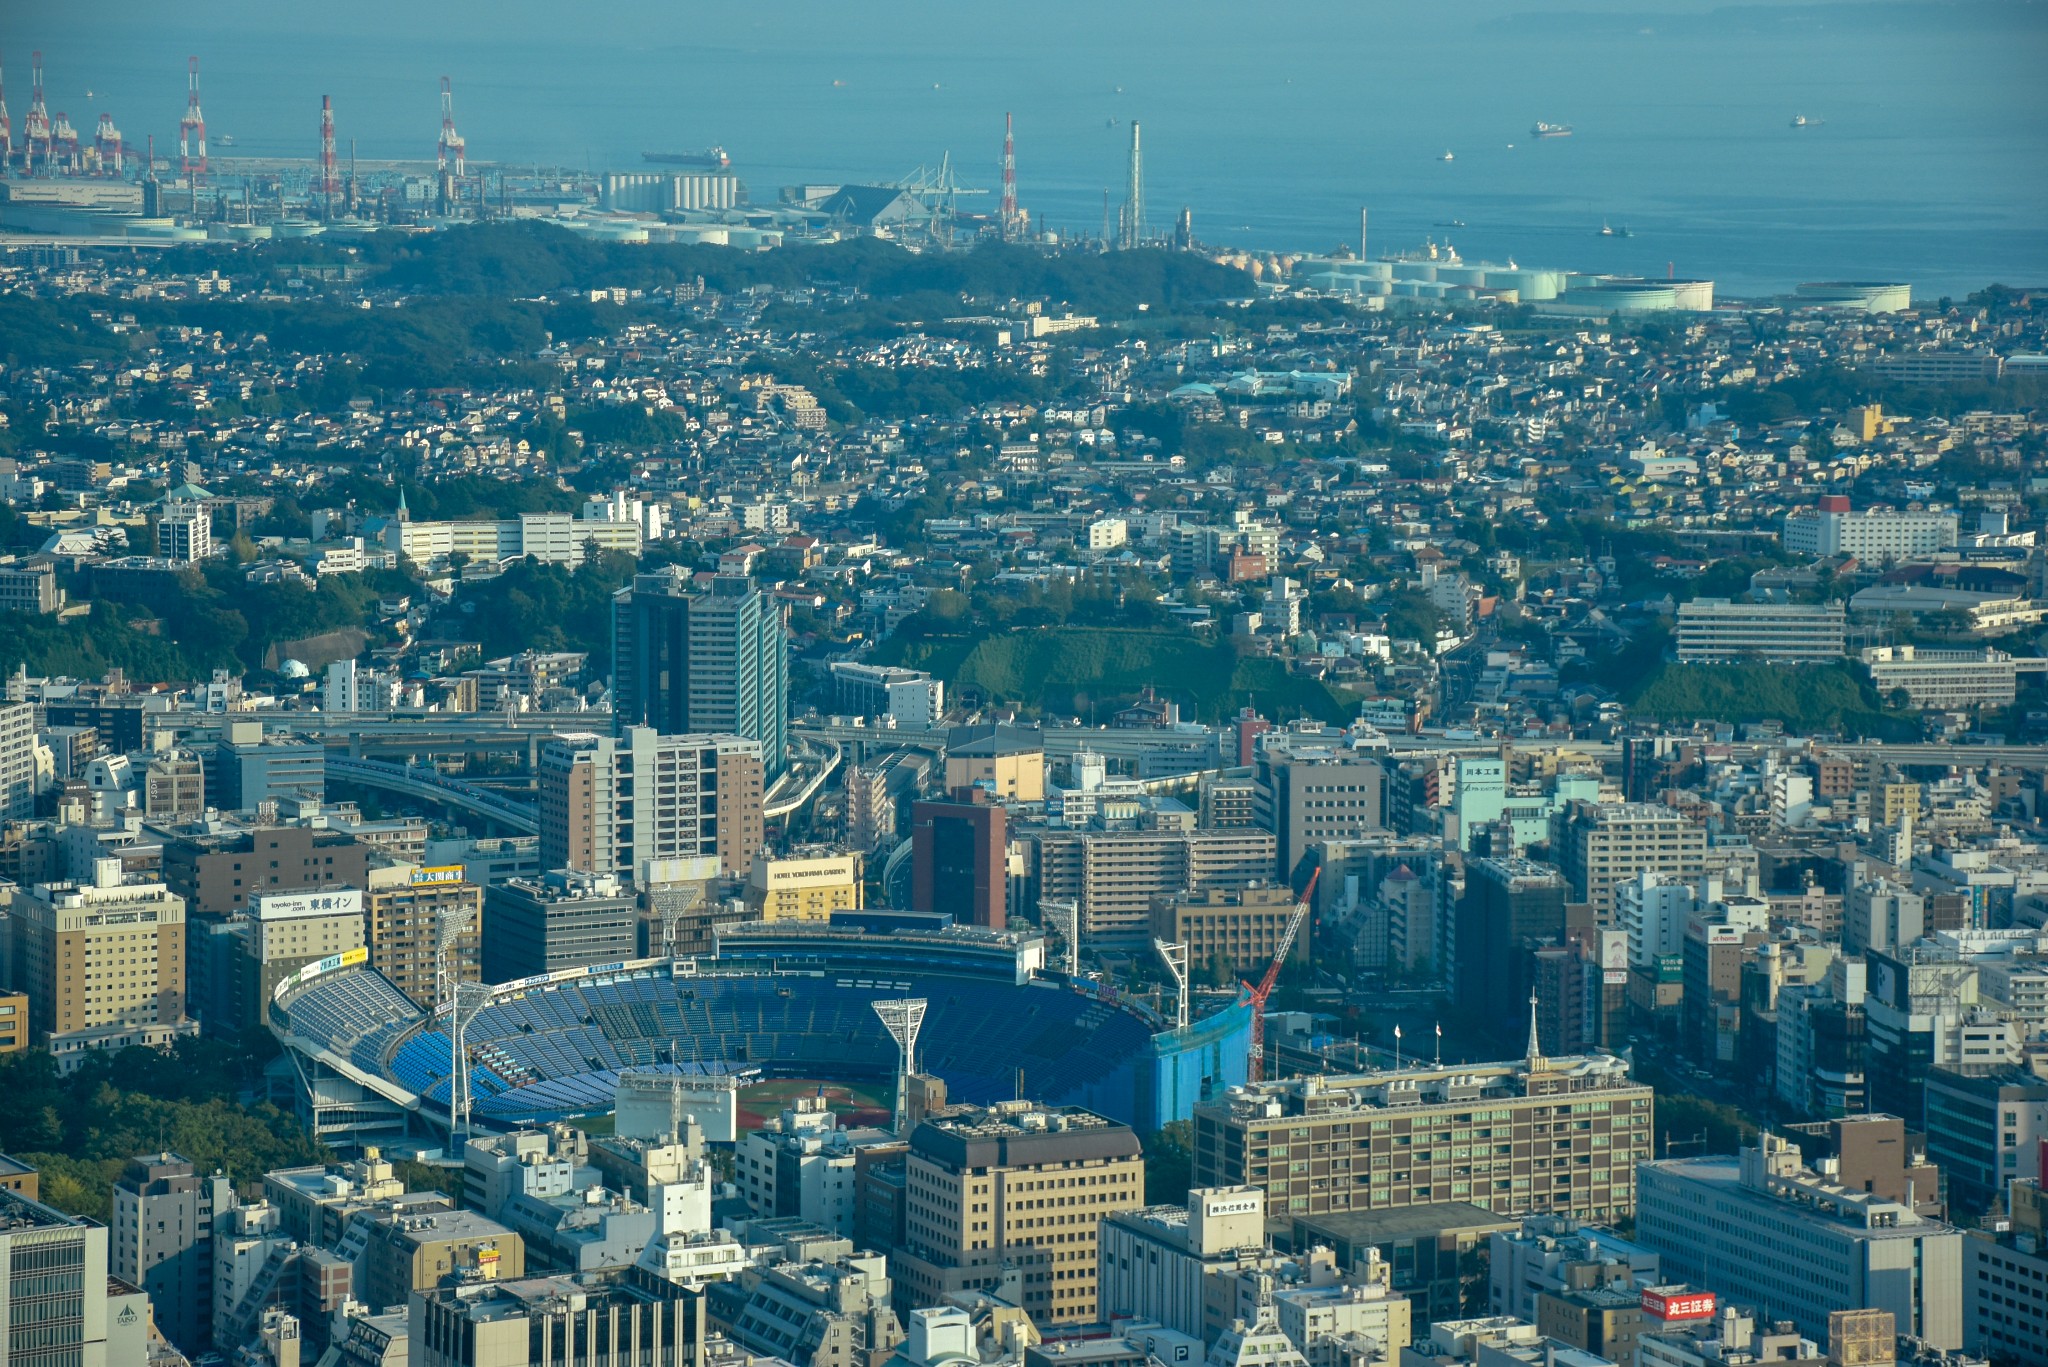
[93,113,122,174]
[23,51,51,172]
[1244,866,1318,1083]
[49,110,79,171]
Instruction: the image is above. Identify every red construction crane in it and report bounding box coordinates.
[437,76,465,178]
[179,56,206,179]
[1243,867,1318,1084]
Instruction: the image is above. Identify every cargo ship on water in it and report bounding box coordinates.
[642,147,731,170]
[1530,121,1573,138]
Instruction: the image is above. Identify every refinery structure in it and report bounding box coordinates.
[0,48,1906,313]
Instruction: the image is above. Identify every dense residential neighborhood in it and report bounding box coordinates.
[0,227,2042,1367]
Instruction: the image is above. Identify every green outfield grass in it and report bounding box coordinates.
[736,1077,893,1131]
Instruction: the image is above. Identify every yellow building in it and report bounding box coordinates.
[1877,781,1920,828]
[0,991,25,1052]
[943,731,1045,802]
[743,853,862,922]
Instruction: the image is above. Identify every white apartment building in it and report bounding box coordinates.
[1086,517,1129,550]
[0,700,34,820]
[828,661,944,728]
[324,658,407,714]
[1862,645,2030,709]
[385,510,641,570]
[1617,872,1712,970]
[1675,599,1846,663]
[157,499,214,562]
[538,727,764,884]
[1784,496,1957,560]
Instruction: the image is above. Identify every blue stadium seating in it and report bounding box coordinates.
[281,963,1161,1127]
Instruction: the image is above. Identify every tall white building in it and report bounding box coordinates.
[1099,1186,1276,1342]
[538,727,764,883]
[0,700,35,820]
[1617,871,1710,970]
[157,500,214,562]
[1843,874,1925,956]
[324,659,406,714]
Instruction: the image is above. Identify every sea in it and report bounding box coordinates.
[8,0,2047,298]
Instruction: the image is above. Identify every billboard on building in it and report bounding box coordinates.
[1640,1287,1716,1322]
[257,889,364,920]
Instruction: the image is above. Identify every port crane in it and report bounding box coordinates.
[889,152,988,213]
[1244,867,1319,1083]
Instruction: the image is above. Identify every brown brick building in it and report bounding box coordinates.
[161,824,372,919]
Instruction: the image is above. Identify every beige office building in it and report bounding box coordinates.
[367,865,482,1009]
[1033,827,1277,951]
[238,888,366,1029]
[9,860,188,1046]
[944,732,1046,802]
[1192,1054,1655,1232]
[1150,884,1305,979]
[360,1205,525,1311]
[1550,802,1707,923]
[892,1103,1144,1326]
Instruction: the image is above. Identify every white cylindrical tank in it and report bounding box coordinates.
[1669,279,1715,311]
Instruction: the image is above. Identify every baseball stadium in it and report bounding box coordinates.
[267,916,1252,1152]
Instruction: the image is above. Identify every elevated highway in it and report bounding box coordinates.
[324,757,539,835]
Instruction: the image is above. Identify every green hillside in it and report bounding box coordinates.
[884,627,1360,724]
[1629,661,1917,740]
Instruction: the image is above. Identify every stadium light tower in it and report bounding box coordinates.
[448,980,494,1144]
[1041,899,1080,976]
[1153,939,1190,1031]
[652,882,705,960]
[434,901,478,1009]
[872,998,927,1136]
